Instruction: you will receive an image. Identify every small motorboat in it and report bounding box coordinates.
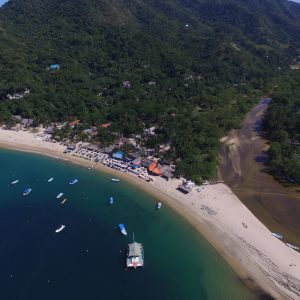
[23,188,32,196]
[109,196,114,204]
[56,193,64,199]
[272,232,283,240]
[69,178,78,185]
[286,243,300,251]
[11,179,19,185]
[47,177,54,183]
[55,225,66,233]
[156,202,162,209]
[118,223,127,236]
[111,178,120,182]
[61,198,67,204]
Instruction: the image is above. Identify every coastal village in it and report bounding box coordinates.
[1,107,300,299]
[2,115,204,194]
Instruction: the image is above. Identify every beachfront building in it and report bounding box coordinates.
[112,151,124,160]
[141,158,154,168]
[21,118,34,127]
[178,180,195,194]
[148,161,163,176]
[44,125,55,134]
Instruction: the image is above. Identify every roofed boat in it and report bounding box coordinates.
[126,234,144,269]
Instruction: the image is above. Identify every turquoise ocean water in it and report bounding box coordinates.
[0,149,259,300]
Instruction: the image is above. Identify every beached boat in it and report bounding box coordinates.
[109,196,114,204]
[61,198,67,204]
[111,178,120,182]
[272,232,283,240]
[126,234,144,269]
[55,225,66,233]
[56,193,64,199]
[22,188,32,196]
[156,202,162,209]
[11,179,19,184]
[118,223,127,236]
[48,177,54,183]
[286,243,299,251]
[69,178,78,185]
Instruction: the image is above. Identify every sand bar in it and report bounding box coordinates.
[0,128,299,299]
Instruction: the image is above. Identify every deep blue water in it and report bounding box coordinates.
[0,149,257,300]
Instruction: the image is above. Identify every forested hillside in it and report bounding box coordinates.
[1,0,300,182]
[263,72,300,184]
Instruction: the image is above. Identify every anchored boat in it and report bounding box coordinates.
[111,178,120,182]
[47,177,54,183]
[126,234,144,269]
[156,202,162,209]
[56,193,64,199]
[55,225,66,233]
[118,223,127,236]
[109,196,114,204]
[69,178,78,185]
[286,243,299,251]
[11,179,19,185]
[272,232,283,240]
[22,188,32,196]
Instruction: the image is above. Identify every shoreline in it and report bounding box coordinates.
[0,129,300,299]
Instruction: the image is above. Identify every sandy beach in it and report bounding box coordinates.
[0,128,299,299]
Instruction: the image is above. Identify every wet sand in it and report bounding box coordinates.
[219,98,300,246]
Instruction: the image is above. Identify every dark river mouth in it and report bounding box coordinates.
[219,98,300,245]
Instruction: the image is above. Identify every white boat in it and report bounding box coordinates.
[109,196,114,204]
[48,177,54,183]
[61,198,67,204]
[56,193,64,199]
[69,178,78,185]
[111,178,120,182]
[118,223,127,236]
[55,225,66,233]
[272,232,283,240]
[11,180,19,184]
[156,202,162,209]
[22,188,32,196]
[286,243,300,251]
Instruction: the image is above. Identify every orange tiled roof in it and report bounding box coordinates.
[69,119,80,126]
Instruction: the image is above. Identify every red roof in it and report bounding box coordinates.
[69,119,80,126]
[101,123,111,128]
[148,162,163,175]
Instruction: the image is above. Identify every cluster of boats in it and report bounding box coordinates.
[272,232,299,251]
[10,177,80,234]
[11,175,148,269]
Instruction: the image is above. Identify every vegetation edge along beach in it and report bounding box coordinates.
[0,127,299,299]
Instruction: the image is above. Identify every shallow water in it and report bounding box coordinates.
[0,149,257,300]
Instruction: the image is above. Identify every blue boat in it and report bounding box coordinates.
[109,196,114,204]
[118,223,127,236]
[69,178,78,185]
[23,188,32,196]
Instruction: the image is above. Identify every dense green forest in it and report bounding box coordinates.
[1,0,300,182]
[263,72,300,184]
